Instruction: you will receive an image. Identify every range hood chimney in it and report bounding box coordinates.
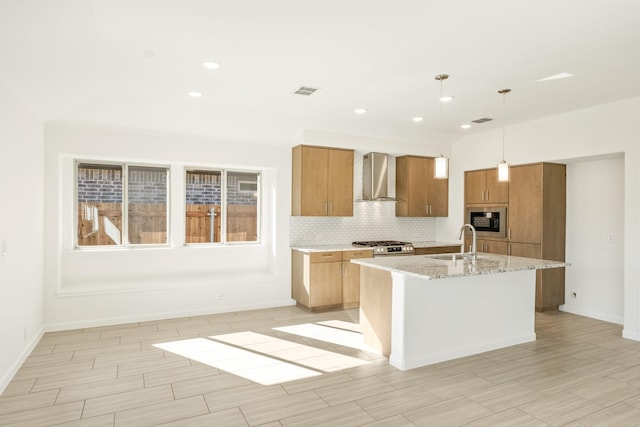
[362,152,394,201]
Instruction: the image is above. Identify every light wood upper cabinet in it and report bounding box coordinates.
[396,155,448,217]
[326,148,354,216]
[465,168,508,204]
[292,145,354,216]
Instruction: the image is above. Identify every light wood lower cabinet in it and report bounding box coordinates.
[291,249,373,311]
[414,245,461,255]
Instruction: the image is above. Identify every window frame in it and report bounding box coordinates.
[184,167,261,246]
[74,160,171,249]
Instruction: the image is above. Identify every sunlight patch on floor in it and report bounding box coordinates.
[153,338,320,385]
[273,323,378,353]
[211,331,369,372]
[315,320,362,333]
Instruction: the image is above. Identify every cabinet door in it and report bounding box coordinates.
[464,238,508,254]
[485,168,509,203]
[484,240,508,255]
[509,242,541,259]
[342,262,360,308]
[426,158,448,217]
[465,170,487,204]
[407,157,429,216]
[509,164,542,244]
[327,148,354,216]
[299,146,329,216]
[341,249,372,308]
[309,262,342,308]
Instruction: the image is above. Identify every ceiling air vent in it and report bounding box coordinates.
[471,117,493,124]
[292,86,319,96]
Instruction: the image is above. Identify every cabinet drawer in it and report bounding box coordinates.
[414,246,460,255]
[310,251,343,263]
[342,250,373,261]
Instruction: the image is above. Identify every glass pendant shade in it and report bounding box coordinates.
[435,155,448,179]
[498,160,509,182]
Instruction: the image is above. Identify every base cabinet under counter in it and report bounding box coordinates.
[291,249,373,311]
[413,245,461,256]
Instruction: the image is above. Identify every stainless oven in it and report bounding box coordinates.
[465,206,507,238]
[352,240,415,256]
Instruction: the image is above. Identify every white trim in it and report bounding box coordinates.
[559,304,624,325]
[55,269,277,297]
[44,300,295,332]
[0,327,45,395]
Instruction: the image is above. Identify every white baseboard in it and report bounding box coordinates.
[0,327,45,395]
[559,304,623,325]
[44,299,296,332]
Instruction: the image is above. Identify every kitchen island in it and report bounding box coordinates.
[351,253,567,370]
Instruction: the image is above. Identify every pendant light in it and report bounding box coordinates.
[434,74,449,179]
[497,88,511,182]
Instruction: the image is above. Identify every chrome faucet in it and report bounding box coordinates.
[458,223,477,260]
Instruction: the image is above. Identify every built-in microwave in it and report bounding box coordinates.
[465,206,507,238]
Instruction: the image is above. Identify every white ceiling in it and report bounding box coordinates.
[1,0,639,146]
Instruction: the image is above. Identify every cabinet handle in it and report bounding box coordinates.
[343,265,347,277]
[508,228,511,240]
[429,205,432,215]
[508,244,511,256]
[329,202,332,215]
[481,190,485,201]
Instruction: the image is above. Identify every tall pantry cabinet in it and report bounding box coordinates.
[508,163,566,311]
[464,162,566,311]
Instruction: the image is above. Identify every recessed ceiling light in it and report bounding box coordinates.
[440,96,454,103]
[354,108,368,114]
[412,116,424,122]
[202,61,221,70]
[460,124,471,129]
[187,91,203,98]
[538,72,574,82]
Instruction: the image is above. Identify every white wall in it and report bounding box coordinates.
[0,83,44,392]
[563,157,624,323]
[43,124,292,330]
[444,97,640,340]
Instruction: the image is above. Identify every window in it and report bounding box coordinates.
[76,162,169,247]
[185,169,260,243]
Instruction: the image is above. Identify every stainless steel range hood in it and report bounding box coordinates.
[362,152,394,201]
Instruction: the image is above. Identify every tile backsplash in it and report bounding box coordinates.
[289,151,437,245]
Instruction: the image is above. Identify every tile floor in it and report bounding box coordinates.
[1,306,640,426]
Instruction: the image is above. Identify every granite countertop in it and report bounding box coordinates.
[291,241,461,253]
[351,253,568,280]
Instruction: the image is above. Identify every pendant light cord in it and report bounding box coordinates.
[498,88,511,162]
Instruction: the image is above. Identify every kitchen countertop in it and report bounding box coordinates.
[290,241,461,253]
[351,253,568,280]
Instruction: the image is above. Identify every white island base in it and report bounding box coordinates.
[359,266,537,370]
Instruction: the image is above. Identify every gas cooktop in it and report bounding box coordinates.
[352,240,415,256]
